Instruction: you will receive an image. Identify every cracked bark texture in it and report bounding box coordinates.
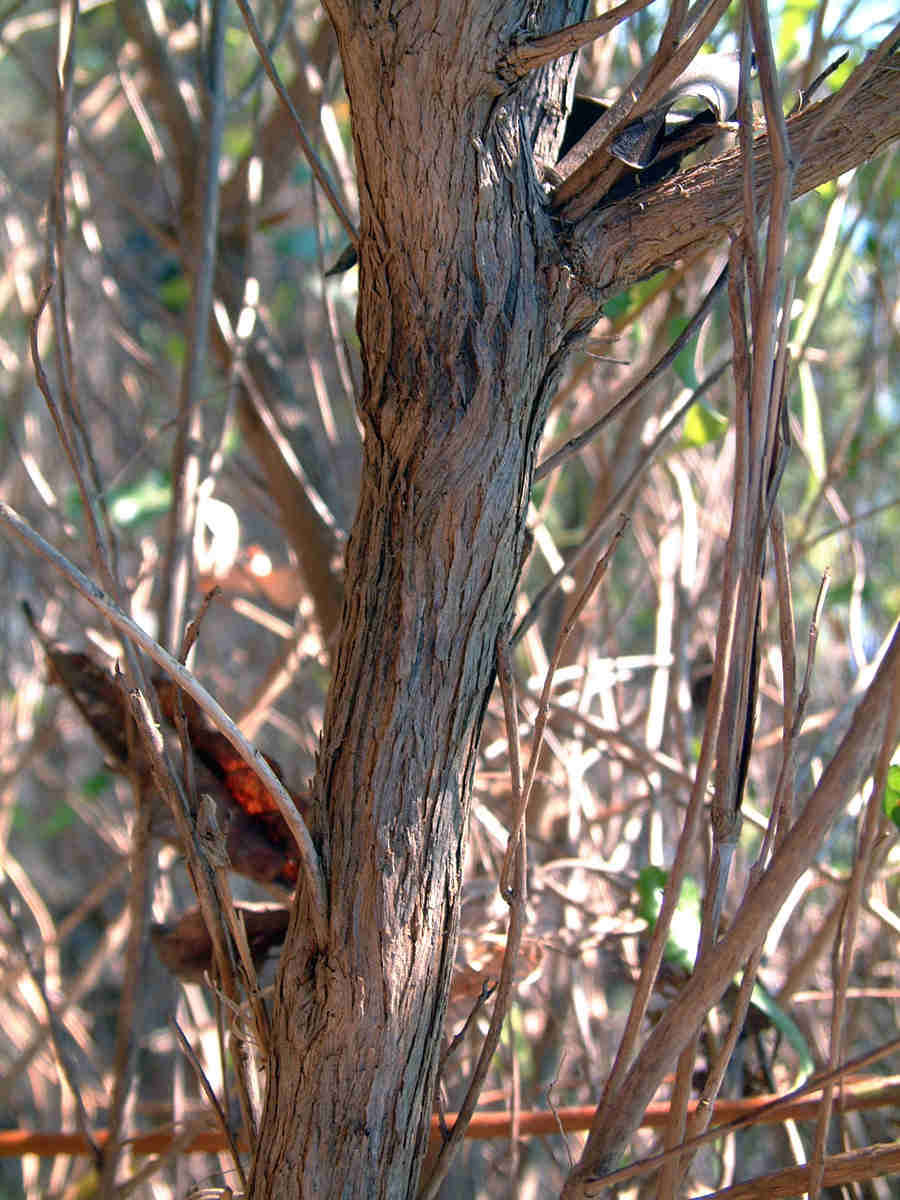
[249,4,589,1197]
[247,5,899,1196]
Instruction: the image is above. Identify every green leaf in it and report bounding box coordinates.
[636,865,668,922]
[81,770,113,798]
[603,290,630,321]
[778,0,818,63]
[681,402,729,447]
[750,982,815,1078]
[826,55,854,92]
[13,797,76,838]
[164,332,186,366]
[826,577,874,608]
[636,867,701,972]
[108,470,172,528]
[883,763,900,829]
[667,317,699,388]
[223,126,253,159]
[603,273,668,326]
[158,274,190,313]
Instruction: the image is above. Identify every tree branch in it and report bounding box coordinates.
[562,44,900,304]
[0,501,329,949]
[561,618,900,1195]
[115,0,198,212]
[502,0,655,79]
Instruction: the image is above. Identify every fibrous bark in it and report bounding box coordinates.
[248,7,899,1196]
[249,4,589,1197]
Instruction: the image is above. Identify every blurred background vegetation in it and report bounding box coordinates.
[0,0,898,1196]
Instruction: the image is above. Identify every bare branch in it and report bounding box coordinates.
[234,0,358,247]
[502,0,656,79]
[563,46,900,301]
[418,632,529,1200]
[0,887,100,1163]
[158,0,228,652]
[809,655,900,1194]
[561,621,900,1195]
[0,501,329,948]
[693,1142,900,1199]
[501,517,628,895]
[115,0,198,204]
[516,359,730,645]
[554,0,733,206]
[535,263,728,481]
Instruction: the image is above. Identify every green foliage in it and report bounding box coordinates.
[778,0,819,63]
[158,274,191,314]
[825,576,875,608]
[681,402,729,447]
[749,982,814,1078]
[223,124,254,159]
[636,866,702,972]
[108,470,173,528]
[66,471,172,531]
[883,763,900,830]
[81,770,113,798]
[14,796,76,838]
[667,315,700,389]
[603,273,668,327]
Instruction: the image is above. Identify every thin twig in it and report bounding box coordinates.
[171,1016,246,1192]
[788,51,849,116]
[438,980,497,1075]
[809,660,900,1194]
[198,794,271,1062]
[233,0,357,247]
[518,359,731,645]
[796,21,900,165]
[692,1141,900,1200]
[500,517,629,896]
[3,1069,899,1160]
[737,11,759,312]
[502,0,656,78]
[768,506,796,838]
[126,687,258,1149]
[578,1034,900,1192]
[664,10,796,1179]
[0,887,100,1162]
[793,567,830,738]
[0,501,329,948]
[554,0,733,215]
[535,264,729,481]
[563,621,900,1194]
[159,0,228,653]
[115,0,198,193]
[418,632,529,1200]
[99,758,152,1200]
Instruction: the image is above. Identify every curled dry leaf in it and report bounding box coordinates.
[152,904,291,984]
[26,608,307,888]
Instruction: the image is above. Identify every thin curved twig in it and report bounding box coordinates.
[0,501,329,949]
[233,0,358,247]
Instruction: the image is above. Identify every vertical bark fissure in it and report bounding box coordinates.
[251,5,588,1196]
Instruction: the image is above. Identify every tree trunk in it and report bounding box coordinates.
[248,7,900,1194]
[249,4,588,1196]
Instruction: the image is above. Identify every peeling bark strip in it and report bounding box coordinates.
[248,6,900,1196]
